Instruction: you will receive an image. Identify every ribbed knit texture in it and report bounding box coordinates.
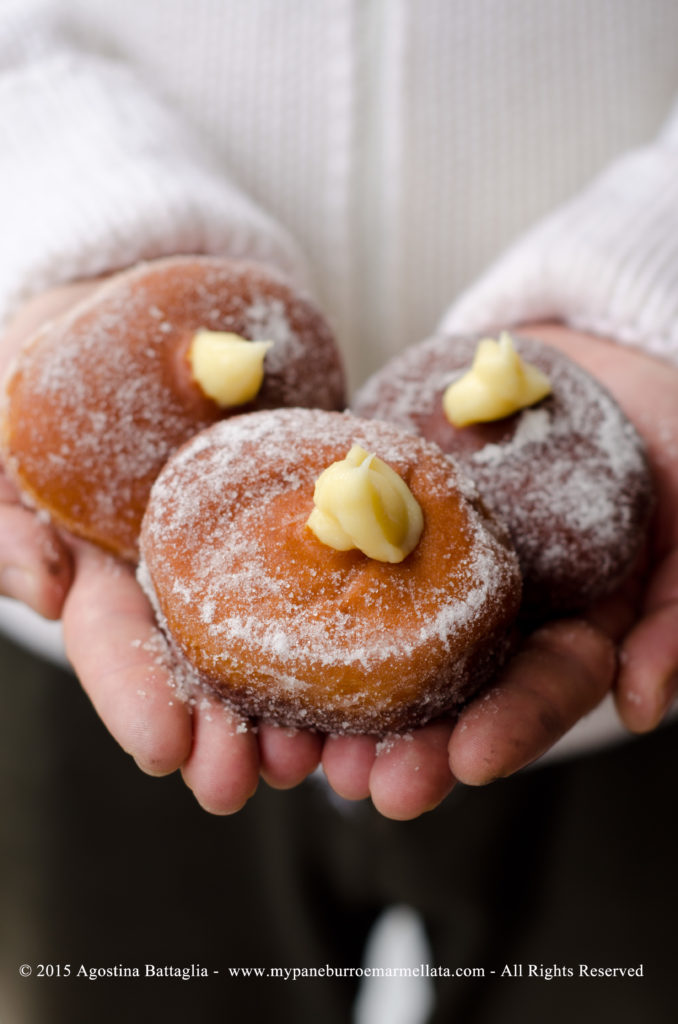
[443,107,678,365]
[2,0,678,385]
[0,3,310,326]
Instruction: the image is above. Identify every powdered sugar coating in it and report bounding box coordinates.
[1,256,344,559]
[139,408,522,734]
[353,334,654,612]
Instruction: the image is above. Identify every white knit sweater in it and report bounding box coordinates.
[2,0,678,755]
[2,0,678,388]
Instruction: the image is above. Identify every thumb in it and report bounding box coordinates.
[0,484,73,619]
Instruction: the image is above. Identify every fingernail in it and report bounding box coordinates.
[0,566,39,608]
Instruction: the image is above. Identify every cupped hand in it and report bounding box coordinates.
[324,324,678,819]
[0,276,323,814]
[521,324,678,734]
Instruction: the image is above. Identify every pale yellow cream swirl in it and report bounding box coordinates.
[306,444,424,563]
[443,331,551,427]
[189,330,274,408]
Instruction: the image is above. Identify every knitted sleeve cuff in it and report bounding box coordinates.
[440,101,678,366]
[0,37,309,328]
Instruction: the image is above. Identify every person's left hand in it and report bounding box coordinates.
[321,325,678,818]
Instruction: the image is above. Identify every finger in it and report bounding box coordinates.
[583,550,646,642]
[584,589,637,643]
[61,541,192,775]
[617,610,678,731]
[449,620,616,786]
[616,548,678,731]
[321,734,377,801]
[257,722,323,790]
[181,702,259,814]
[368,720,456,821]
[0,502,73,619]
[638,546,678,612]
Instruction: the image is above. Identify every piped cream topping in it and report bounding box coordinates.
[189,330,274,408]
[443,331,551,427]
[306,443,424,563]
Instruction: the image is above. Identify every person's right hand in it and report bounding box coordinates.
[0,277,322,814]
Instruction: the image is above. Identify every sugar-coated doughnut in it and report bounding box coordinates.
[139,408,522,734]
[1,256,345,560]
[353,334,653,614]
